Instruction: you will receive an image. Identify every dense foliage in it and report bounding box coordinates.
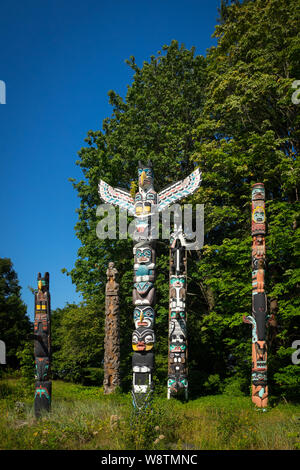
[0,258,32,369]
[62,0,299,400]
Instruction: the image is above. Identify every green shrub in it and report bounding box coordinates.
[223,376,247,397]
[16,342,34,385]
[80,367,104,386]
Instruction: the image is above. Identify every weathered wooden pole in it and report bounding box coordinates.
[103,262,121,394]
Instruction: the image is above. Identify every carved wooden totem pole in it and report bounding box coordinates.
[243,183,268,409]
[168,223,188,399]
[99,161,201,412]
[104,262,121,394]
[34,272,51,417]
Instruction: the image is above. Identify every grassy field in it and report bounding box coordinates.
[0,376,299,450]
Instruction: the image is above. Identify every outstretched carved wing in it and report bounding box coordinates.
[157,168,202,212]
[98,180,135,215]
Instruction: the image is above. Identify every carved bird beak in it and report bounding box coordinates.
[138,312,147,326]
[38,280,42,290]
[140,170,146,186]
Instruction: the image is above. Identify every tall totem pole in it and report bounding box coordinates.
[104,262,121,394]
[34,272,51,417]
[99,161,201,411]
[168,222,188,399]
[243,183,268,409]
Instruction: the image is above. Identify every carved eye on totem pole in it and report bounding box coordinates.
[170,311,185,320]
[167,377,177,390]
[132,328,155,352]
[170,276,186,288]
[170,343,186,352]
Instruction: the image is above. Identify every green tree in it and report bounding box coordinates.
[192,0,300,397]
[51,303,104,383]
[0,258,32,368]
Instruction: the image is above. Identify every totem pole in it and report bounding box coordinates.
[33,272,51,417]
[168,222,188,399]
[98,161,201,411]
[104,262,121,394]
[243,183,268,409]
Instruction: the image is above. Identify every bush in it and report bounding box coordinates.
[16,342,34,385]
[80,367,104,386]
[222,376,247,397]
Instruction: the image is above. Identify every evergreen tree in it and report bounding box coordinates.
[0,258,32,368]
[192,0,300,397]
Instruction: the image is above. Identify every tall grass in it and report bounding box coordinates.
[0,377,299,450]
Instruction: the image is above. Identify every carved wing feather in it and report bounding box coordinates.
[157,168,202,212]
[98,180,135,215]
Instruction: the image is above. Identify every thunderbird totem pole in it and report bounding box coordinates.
[168,221,188,399]
[243,183,269,409]
[99,161,201,411]
[104,262,121,394]
[33,272,51,417]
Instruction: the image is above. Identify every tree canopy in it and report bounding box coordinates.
[0,258,31,368]
[64,0,300,399]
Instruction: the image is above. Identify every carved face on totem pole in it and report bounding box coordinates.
[252,183,265,201]
[134,245,155,265]
[37,272,49,295]
[132,328,155,352]
[35,357,50,381]
[252,206,265,224]
[170,275,186,291]
[167,376,188,394]
[134,162,158,240]
[133,306,155,329]
[170,310,185,320]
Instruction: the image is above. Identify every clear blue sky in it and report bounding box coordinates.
[0,0,220,321]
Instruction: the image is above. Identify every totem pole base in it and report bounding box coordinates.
[132,389,153,414]
[34,381,52,418]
